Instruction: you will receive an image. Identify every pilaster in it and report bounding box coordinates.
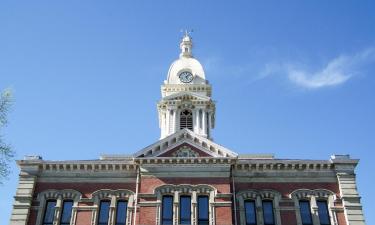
[10,158,40,225]
[332,155,365,225]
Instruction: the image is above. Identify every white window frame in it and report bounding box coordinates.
[91,189,135,225]
[236,190,282,225]
[155,184,216,225]
[291,189,337,225]
[36,189,82,225]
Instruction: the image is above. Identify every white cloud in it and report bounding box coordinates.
[263,48,375,89]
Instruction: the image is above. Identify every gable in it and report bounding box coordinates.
[158,143,212,157]
[133,129,238,158]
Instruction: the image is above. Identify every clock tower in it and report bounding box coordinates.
[158,33,215,139]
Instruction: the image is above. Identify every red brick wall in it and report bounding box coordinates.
[27,209,37,225]
[76,211,92,225]
[215,206,233,225]
[30,179,345,225]
[336,211,347,225]
[280,211,297,225]
[138,206,157,225]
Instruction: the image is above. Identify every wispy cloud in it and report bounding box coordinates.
[262,48,375,89]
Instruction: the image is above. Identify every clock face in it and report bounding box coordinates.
[179,71,194,83]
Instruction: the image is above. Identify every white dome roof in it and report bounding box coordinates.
[166,57,206,84]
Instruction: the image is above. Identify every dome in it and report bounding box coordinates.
[166,57,206,84]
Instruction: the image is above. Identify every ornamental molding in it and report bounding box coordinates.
[236,189,281,200]
[162,91,211,102]
[290,189,336,200]
[37,189,82,202]
[172,146,199,157]
[154,184,216,195]
[92,189,135,201]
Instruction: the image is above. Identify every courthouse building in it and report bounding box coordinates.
[10,34,365,225]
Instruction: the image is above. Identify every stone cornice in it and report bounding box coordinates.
[17,156,358,175]
[16,155,359,174]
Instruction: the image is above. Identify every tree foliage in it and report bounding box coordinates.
[0,89,14,183]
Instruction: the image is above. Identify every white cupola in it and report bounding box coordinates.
[157,33,216,139]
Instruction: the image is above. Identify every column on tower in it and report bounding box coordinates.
[208,111,212,137]
[172,108,177,133]
[165,109,170,136]
[194,108,200,134]
[160,110,165,138]
[202,109,207,137]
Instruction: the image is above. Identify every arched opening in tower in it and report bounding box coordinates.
[180,109,193,131]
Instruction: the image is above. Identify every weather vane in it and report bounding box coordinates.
[180,29,194,37]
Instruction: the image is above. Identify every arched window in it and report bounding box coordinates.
[92,189,135,225]
[299,200,313,225]
[180,109,193,130]
[291,189,336,225]
[116,200,128,225]
[98,200,110,225]
[237,190,282,225]
[60,200,73,225]
[42,200,56,225]
[198,196,209,225]
[162,196,173,225]
[244,200,256,225]
[262,200,275,225]
[155,184,217,225]
[36,189,81,225]
[180,195,191,224]
[317,200,331,225]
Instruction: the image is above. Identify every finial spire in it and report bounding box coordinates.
[179,29,194,58]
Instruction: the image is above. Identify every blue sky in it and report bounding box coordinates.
[1,0,374,224]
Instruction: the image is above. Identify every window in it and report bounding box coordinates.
[244,200,256,225]
[60,200,73,225]
[180,110,193,130]
[180,196,191,224]
[317,200,331,225]
[43,200,56,225]
[115,200,128,225]
[237,190,281,225]
[299,200,313,225]
[156,184,216,225]
[292,189,335,225]
[262,200,275,225]
[162,196,173,225]
[198,196,209,225]
[98,200,110,225]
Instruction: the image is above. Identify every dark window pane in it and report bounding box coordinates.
[317,201,331,225]
[116,200,128,225]
[299,200,313,225]
[262,200,275,225]
[60,200,73,225]
[162,196,173,225]
[244,200,256,225]
[43,200,56,225]
[98,200,110,225]
[180,196,191,224]
[198,196,209,225]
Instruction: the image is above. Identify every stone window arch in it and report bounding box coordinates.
[290,189,337,225]
[236,190,282,225]
[36,189,82,225]
[92,189,135,225]
[155,184,216,225]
